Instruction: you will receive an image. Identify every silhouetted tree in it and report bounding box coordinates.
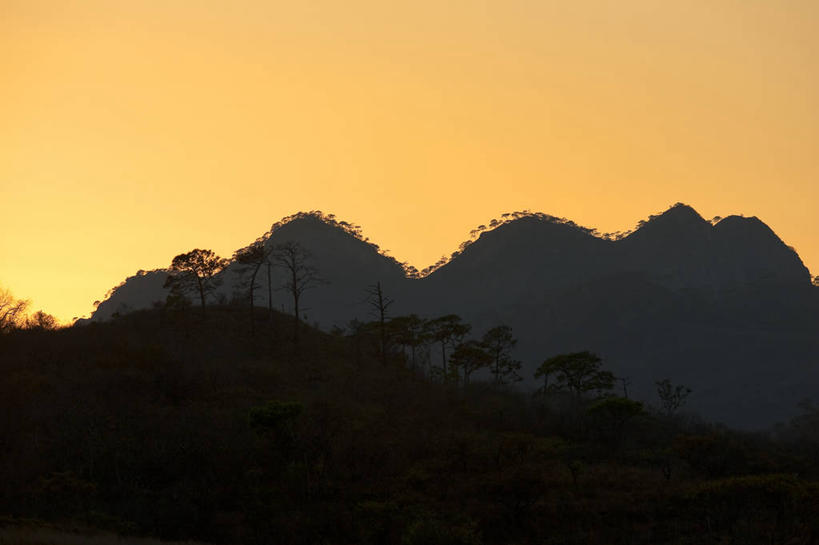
[233,238,270,336]
[164,249,227,314]
[0,286,29,334]
[534,351,615,399]
[587,396,644,447]
[656,378,692,417]
[26,310,58,330]
[271,241,323,347]
[388,314,426,370]
[450,340,492,386]
[482,325,522,385]
[787,400,819,469]
[426,314,471,378]
[366,281,393,365]
[618,376,632,399]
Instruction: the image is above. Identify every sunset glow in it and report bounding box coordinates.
[2,1,818,322]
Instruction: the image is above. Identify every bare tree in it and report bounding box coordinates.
[655,378,692,417]
[0,286,29,334]
[164,249,228,314]
[618,376,632,399]
[366,281,393,365]
[26,310,59,330]
[271,241,323,347]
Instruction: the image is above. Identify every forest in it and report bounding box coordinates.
[2,283,819,544]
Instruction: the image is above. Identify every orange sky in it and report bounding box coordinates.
[2,0,818,323]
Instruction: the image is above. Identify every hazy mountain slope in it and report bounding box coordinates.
[90,214,411,329]
[468,276,819,428]
[90,270,170,321]
[85,205,819,428]
[615,205,811,291]
[403,204,818,427]
[229,215,412,328]
[412,216,612,312]
[711,215,811,287]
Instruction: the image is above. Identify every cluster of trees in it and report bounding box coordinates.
[0,286,58,334]
[161,248,696,418]
[359,305,693,424]
[162,244,527,387]
[163,241,323,345]
[350,308,523,387]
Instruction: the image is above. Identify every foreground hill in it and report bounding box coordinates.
[3,310,819,544]
[85,205,819,428]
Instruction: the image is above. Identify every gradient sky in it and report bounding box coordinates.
[2,0,818,322]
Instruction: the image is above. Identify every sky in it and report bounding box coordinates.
[2,0,818,323]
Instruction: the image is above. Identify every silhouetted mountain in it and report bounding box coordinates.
[712,215,810,287]
[89,269,170,322]
[86,205,819,428]
[90,212,411,326]
[223,213,412,326]
[415,216,610,310]
[618,205,810,291]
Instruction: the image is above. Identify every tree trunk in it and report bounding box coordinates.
[249,265,260,337]
[197,276,206,315]
[292,261,300,348]
[267,262,273,321]
[293,293,299,348]
[378,285,387,365]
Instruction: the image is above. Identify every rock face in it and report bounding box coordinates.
[87,205,819,429]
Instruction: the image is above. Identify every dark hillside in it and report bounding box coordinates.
[417,216,611,310]
[712,215,811,287]
[2,308,819,544]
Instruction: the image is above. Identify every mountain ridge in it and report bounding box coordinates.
[82,203,819,429]
[88,203,814,323]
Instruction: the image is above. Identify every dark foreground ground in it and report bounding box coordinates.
[1,307,818,544]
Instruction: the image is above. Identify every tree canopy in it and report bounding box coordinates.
[535,351,616,398]
[164,248,228,313]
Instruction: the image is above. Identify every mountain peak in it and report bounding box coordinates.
[264,210,413,277]
[650,202,706,225]
[622,203,709,245]
[714,214,773,235]
[266,210,391,254]
[269,210,363,237]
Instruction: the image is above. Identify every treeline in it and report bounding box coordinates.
[0,285,59,333]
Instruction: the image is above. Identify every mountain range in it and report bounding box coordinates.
[84,204,819,429]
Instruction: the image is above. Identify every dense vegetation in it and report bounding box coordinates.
[1,305,819,544]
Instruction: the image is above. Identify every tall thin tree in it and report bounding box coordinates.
[233,239,270,337]
[366,281,393,365]
[482,325,522,385]
[426,314,471,378]
[271,241,323,348]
